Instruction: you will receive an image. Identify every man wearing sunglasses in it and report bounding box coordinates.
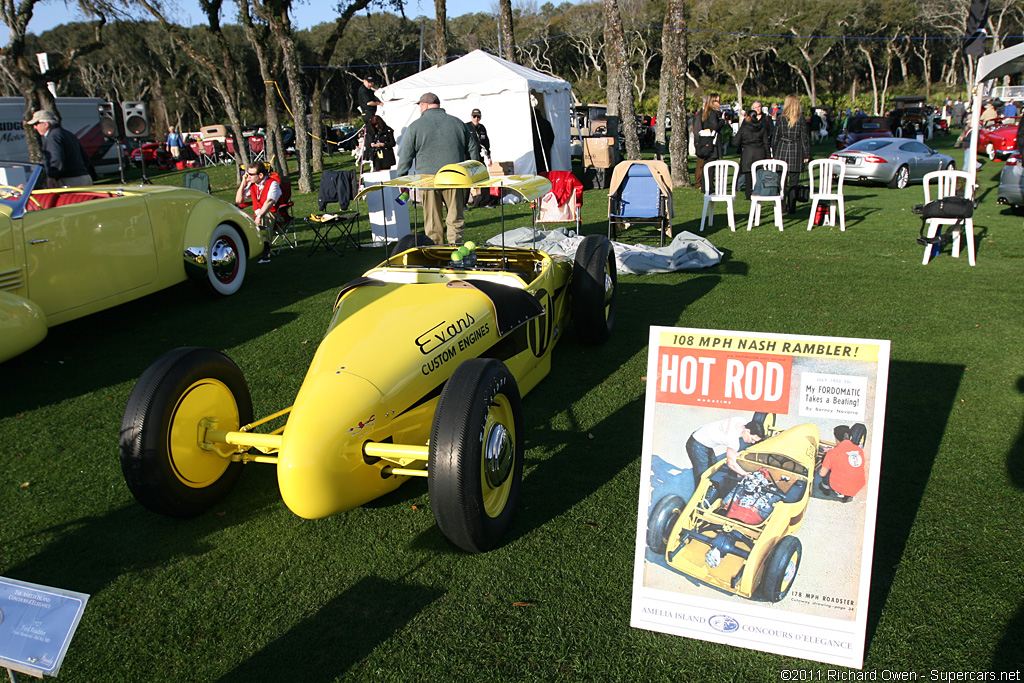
[236,162,281,263]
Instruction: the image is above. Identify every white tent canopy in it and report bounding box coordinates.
[376,50,572,175]
[968,42,1024,186]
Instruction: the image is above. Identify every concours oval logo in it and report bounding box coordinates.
[709,615,739,632]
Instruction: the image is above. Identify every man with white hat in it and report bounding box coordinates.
[26,109,92,187]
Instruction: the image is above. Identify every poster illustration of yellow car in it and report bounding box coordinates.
[630,327,890,669]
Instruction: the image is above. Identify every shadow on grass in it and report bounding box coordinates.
[864,359,963,650]
[991,375,1024,672]
[3,464,282,597]
[216,576,445,683]
[509,276,723,544]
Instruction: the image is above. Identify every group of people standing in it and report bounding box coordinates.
[693,93,810,212]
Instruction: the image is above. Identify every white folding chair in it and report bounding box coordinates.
[747,159,788,231]
[700,160,739,231]
[921,170,975,266]
[806,159,847,231]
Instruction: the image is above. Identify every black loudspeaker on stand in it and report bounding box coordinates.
[122,101,151,184]
[98,102,126,184]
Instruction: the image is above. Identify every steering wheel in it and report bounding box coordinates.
[0,184,23,200]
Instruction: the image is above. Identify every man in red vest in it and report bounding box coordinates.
[236,162,282,224]
[236,163,281,263]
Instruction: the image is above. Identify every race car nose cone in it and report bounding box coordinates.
[484,422,513,488]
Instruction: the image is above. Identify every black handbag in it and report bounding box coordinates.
[913,197,974,246]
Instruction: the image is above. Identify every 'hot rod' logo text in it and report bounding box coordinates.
[415,312,476,355]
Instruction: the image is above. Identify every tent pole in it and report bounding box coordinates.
[967,79,983,191]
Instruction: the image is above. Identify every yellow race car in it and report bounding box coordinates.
[119,162,617,553]
[647,423,818,602]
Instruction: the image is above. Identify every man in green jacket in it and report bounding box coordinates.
[397,92,480,245]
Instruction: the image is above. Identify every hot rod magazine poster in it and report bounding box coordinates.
[630,327,890,669]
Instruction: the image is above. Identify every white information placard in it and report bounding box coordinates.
[0,577,89,677]
[630,327,890,669]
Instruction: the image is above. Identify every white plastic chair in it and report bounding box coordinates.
[747,159,789,231]
[806,159,847,231]
[700,160,739,231]
[921,170,975,266]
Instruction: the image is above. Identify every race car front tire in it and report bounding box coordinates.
[760,536,802,602]
[647,494,685,554]
[429,358,524,553]
[119,347,252,518]
[571,234,617,345]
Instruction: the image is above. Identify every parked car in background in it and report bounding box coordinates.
[129,142,169,167]
[888,95,932,139]
[835,116,893,149]
[977,121,1019,160]
[997,155,1024,213]
[829,138,955,189]
[0,161,265,363]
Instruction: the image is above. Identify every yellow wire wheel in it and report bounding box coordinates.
[429,358,524,553]
[120,347,253,518]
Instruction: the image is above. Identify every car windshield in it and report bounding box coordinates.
[846,139,895,152]
[0,162,42,211]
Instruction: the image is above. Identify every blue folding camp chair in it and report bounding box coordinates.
[607,160,673,246]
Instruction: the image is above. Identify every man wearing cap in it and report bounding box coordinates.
[396,92,480,246]
[357,76,382,123]
[466,108,491,166]
[26,110,92,187]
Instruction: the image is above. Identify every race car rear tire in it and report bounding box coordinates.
[647,494,686,554]
[119,347,252,518]
[429,358,524,553]
[760,536,802,602]
[202,223,247,298]
[571,234,617,345]
[391,232,434,257]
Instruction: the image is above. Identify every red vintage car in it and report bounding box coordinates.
[978,121,1019,160]
[129,142,171,167]
[836,116,893,150]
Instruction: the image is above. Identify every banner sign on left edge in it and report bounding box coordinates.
[0,577,89,677]
[630,326,890,669]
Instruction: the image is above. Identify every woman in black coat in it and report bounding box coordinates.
[364,114,396,171]
[770,94,811,214]
[735,112,771,199]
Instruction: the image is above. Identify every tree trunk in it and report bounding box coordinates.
[498,0,515,63]
[275,27,311,193]
[603,0,639,159]
[252,0,312,192]
[667,0,689,187]
[654,1,675,162]
[857,46,879,116]
[238,0,288,178]
[434,0,447,66]
[311,84,324,172]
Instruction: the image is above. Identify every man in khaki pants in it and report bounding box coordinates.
[395,93,480,245]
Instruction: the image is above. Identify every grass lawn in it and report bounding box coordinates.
[1,134,1022,681]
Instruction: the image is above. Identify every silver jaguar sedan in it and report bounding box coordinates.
[829,138,956,189]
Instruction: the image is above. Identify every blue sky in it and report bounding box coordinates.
[5,0,527,37]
